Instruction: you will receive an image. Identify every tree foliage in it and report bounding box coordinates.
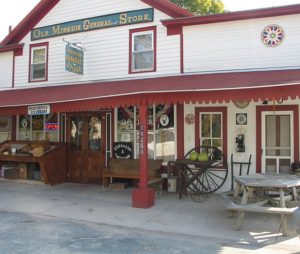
[171,0,225,15]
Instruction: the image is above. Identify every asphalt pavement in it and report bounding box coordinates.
[0,211,299,254]
[0,180,299,253]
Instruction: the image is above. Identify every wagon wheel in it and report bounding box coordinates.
[184,146,228,201]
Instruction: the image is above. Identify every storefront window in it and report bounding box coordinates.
[18,113,60,142]
[117,107,135,143]
[155,104,175,161]
[117,104,175,161]
[0,116,12,142]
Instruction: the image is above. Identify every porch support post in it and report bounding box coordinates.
[132,102,155,208]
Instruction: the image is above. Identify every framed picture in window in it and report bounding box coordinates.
[0,116,11,131]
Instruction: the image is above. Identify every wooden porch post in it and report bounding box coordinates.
[132,102,155,208]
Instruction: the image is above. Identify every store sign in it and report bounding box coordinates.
[28,104,50,116]
[31,8,154,41]
[45,122,59,131]
[113,142,133,159]
[65,45,84,75]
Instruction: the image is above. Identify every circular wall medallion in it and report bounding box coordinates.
[233,100,249,109]
[160,114,169,127]
[236,113,247,125]
[261,24,284,47]
[185,114,195,125]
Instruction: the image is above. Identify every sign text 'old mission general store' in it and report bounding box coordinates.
[31,8,154,40]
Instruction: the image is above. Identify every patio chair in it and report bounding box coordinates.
[230,154,252,191]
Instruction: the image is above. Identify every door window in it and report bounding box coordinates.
[71,116,83,151]
[88,116,101,151]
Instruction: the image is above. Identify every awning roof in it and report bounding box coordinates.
[1,69,300,115]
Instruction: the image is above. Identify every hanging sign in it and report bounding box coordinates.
[28,104,50,116]
[65,45,84,75]
[113,142,133,159]
[31,8,154,41]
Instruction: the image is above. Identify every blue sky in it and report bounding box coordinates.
[1,0,300,41]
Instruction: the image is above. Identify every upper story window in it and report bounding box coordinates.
[129,26,156,73]
[29,43,48,82]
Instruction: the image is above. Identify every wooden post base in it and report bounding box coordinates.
[132,188,155,208]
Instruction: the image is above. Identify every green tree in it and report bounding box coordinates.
[171,0,225,15]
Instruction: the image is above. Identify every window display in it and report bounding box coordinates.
[117,104,175,161]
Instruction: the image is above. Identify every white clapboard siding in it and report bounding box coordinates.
[0,52,13,88]
[184,14,300,73]
[14,0,181,88]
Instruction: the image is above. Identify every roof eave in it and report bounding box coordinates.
[1,0,60,46]
[141,0,193,18]
[162,4,300,33]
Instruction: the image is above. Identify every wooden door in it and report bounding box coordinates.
[67,113,106,183]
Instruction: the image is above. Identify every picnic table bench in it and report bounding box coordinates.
[219,174,300,236]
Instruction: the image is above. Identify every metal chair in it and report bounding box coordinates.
[230,154,252,190]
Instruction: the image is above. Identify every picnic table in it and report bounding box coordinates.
[232,174,300,236]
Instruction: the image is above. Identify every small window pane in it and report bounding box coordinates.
[18,115,30,141]
[71,116,83,151]
[202,139,211,146]
[134,34,152,51]
[33,48,46,64]
[32,63,46,79]
[212,114,221,138]
[89,116,101,151]
[133,52,153,70]
[201,114,210,138]
[45,113,59,142]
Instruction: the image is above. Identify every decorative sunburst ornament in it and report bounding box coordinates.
[261,24,285,47]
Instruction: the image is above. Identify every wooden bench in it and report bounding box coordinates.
[218,192,298,236]
[102,159,163,194]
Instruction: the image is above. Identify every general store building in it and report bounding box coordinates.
[1,0,300,208]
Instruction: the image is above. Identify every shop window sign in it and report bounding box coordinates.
[28,104,50,115]
[45,122,59,131]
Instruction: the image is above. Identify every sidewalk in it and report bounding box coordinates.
[0,180,299,250]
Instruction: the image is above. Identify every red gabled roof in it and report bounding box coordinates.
[1,69,300,115]
[1,0,192,46]
[1,0,60,46]
[162,4,300,35]
[141,0,192,18]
